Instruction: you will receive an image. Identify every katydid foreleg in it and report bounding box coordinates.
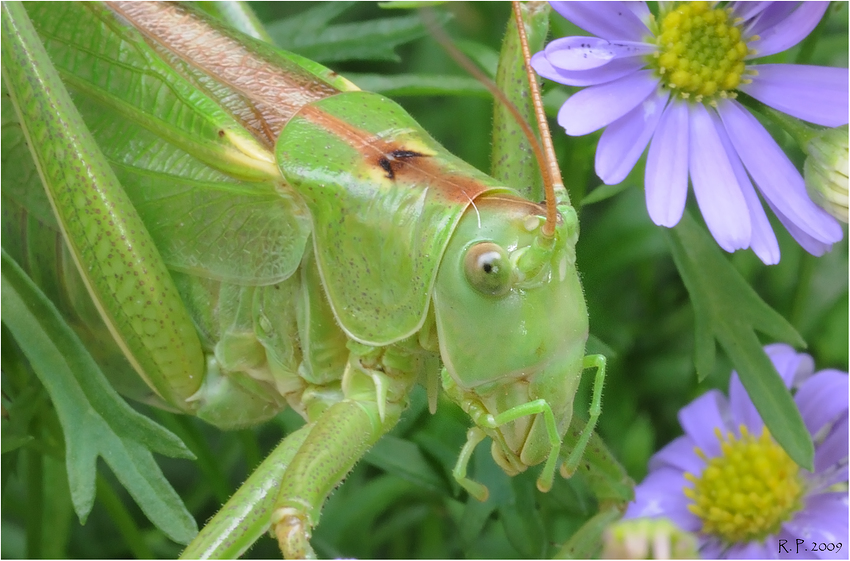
[561,354,607,477]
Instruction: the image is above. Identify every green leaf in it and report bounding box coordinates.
[554,506,623,559]
[379,1,447,9]
[0,380,46,455]
[1,434,33,454]
[667,212,812,470]
[364,435,448,493]
[580,181,633,206]
[266,1,354,41]
[96,475,154,559]
[562,417,634,505]
[498,475,545,558]
[268,3,450,63]
[345,72,487,97]
[456,39,499,79]
[1,249,198,544]
[490,0,549,203]
[458,450,506,548]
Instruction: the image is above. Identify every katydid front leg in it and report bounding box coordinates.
[561,354,607,477]
[271,345,420,559]
[450,353,607,500]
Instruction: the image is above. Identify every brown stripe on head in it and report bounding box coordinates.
[299,105,496,205]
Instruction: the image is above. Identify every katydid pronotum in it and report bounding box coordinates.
[1,2,633,558]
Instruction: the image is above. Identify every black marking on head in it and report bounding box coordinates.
[379,157,394,179]
[377,149,425,180]
[391,149,423,160]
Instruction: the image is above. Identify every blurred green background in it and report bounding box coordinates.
[2,2,847,558]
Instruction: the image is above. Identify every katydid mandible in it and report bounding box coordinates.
[1,1,618,557]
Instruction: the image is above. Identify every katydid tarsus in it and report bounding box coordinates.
[1,1,633,558]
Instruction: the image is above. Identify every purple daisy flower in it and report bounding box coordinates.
[532,1,848,264]
[625,343,848,559]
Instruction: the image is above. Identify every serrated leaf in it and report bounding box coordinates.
[1,250,198,544]
[265,1,355,41]
[667,211,813,470]
[269,5,450,63]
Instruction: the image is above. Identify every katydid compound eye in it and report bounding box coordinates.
[464,242,512,296]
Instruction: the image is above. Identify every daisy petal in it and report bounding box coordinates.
[730,1,773,24]
[531,51,563,82]
[626,2,651,24]
[533,52,646,87]
[678,389,730,458]
[724,540,777,559]
[746,2,799,37]
[814,416,849,483]
[625,467,702,531]
[718,99,844,244]
[596,88,669,184]
[550,1,651,42]
[765,343,812,388]
[711,110,780,264]
[648,435,704,474]
[688,103,751,252]
[739,64,849,127]
[557,69,659,135]
[728,373,764,435]
[747,2,829,58]
[783,492,849,559]
[699,539,729,559]
[646,98,689,227]
[795,370,849,436]
[544,37,655,71]
[765,199,841,256]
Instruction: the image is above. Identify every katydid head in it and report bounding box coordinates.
[432,193,588,478]
[429,1,593,492]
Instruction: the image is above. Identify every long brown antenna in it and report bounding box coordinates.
[512,1,562,237]
[422,6,558,236]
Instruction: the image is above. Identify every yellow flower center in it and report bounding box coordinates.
[652,1,751,102]
[684,425,805,544]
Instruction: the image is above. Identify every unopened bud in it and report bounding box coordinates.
[804,125,848,223]
[601,518,699,559]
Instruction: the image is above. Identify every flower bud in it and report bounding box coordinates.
[601,517,699,559]
[804,125,848,223]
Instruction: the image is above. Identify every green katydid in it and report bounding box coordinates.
[1,1,633,558]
